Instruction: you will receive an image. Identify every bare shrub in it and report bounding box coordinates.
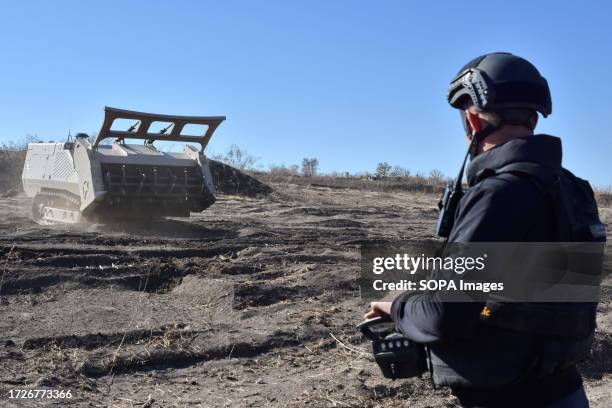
[269,164,299,177]
[390,165,410,178]
[428,169,446,185]
[212,145,260,171]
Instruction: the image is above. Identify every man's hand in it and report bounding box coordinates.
[364,301,392,320]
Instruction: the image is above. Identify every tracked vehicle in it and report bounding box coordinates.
[22,107,225,224]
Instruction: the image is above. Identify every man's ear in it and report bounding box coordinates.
[465,110,482,136]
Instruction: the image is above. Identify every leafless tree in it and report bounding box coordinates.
[301,158,319,177]
[375,162,392,178]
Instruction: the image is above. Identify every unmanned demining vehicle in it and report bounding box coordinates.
[22,107,225,224]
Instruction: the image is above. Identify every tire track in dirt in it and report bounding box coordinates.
[79,328,329,378]
[21,325,198,350]
[0,243,249,260]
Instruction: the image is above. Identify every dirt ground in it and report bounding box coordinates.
[0,182,610,407]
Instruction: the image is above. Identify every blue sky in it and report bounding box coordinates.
[1,0,610,187]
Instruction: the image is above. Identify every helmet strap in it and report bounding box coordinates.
[452,122,500,193]
[460,109,501,159]
[468,123,500,158]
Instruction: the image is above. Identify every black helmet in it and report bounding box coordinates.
[447,52,552,117]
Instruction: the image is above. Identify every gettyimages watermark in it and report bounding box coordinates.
[359,240,611,302]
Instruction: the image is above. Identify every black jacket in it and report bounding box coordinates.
[390,135,583,407]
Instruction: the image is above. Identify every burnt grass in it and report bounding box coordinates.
[0,179,610,407]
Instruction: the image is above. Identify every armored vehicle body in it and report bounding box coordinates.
[22,107,225,223]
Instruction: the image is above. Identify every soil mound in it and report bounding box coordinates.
[209,160,272,197]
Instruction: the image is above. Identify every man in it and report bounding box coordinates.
[365,53,605,407]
